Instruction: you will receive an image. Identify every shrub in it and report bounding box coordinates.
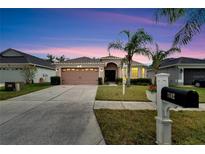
[116,78,122,84]
[148,85,157,93]
[115,78,152,85]
[130,78,152,85]
[98,77,103,85]
[50,76,61,85]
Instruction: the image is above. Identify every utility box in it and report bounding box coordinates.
[5,82,16,91]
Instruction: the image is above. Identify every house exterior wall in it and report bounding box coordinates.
[0,69,25,83]
[147,66,179,85]
[34,67,56,83]
[0,66,56,83]
[55,57,148,84]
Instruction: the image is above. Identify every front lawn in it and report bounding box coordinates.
[95,85,149,101]
[95,109,205,145]
[0,83,51,100]
[174,86,205,103]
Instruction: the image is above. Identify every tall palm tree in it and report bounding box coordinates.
[144,43,181,85]
[108,29,153,86]
[156,8,205,46]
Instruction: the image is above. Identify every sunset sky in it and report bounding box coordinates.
[0,8,205,64]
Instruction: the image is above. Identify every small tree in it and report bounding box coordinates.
[21,65,37,84]
[56,55,66,62]
[47,54,56,63]
[144,43,181,85]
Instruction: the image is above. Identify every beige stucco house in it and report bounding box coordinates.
[55,55,147,85]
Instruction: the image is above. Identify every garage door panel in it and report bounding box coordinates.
[184,69,205,85]
[61,68,99,85]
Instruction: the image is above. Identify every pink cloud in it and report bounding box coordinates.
[172,48,205,59]
[26,47,108,58]
[24,46,151,64]
[74,10,168,26]
[23,45,205,66]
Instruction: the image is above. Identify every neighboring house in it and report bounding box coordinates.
[55,55,147,85]
[147,57,205,85]
[0,48,56,83]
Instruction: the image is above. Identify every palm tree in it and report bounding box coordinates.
[144,43,181,85]
[56,55,66,62]
[108,29,153,86]
[46,54,56,63]
[155,8,205,46]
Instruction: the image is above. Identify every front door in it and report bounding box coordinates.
[105,70,116,82]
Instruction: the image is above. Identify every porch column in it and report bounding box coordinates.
[118,67,122,78]
[138,67,142,78]
[56,66,61,77]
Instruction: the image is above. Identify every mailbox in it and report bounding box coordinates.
[161,87,199,108]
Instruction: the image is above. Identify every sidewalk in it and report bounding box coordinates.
[94,101,156,110]
[94,100,205,111]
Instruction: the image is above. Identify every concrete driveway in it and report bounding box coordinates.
[0,85,105,145]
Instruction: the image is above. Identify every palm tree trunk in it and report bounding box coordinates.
[127,56,132,87]
[154,70,158,85]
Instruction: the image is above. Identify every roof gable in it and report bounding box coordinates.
[1,49,23,57]
[65,56,101,63]
[160,57,205,68]
[0,48,55,69]
[100,55,122,59]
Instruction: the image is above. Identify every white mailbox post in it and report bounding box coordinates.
[155,73,199,145]
[155,73,177,145]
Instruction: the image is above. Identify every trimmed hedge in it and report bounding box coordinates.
[131,78,152,85]
[115,78,123,84]
[115,78,152,85]
[50,76,61,85]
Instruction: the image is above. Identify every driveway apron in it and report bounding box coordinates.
[0,85,104,145]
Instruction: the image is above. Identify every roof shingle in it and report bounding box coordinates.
[0,48,55,69]
[160,57,205,68]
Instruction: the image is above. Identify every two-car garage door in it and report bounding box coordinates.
[184,68,205,85]
[61,68,99,85]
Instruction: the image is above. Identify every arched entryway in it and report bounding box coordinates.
[104,62,118,82]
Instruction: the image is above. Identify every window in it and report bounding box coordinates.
[131,67,138,78]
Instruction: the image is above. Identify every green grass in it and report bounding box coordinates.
[95,85,149,101]
[96,85,205,103]
[174,86,205,103]
[95,109,205,145]
[0,83,51,100]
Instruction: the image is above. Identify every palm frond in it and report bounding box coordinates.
[132,29,153,47]
[120,30,131,41]
[173,9,205,46]
[108,40,124,52]
[155,8,185,23]
[166,47,181,55]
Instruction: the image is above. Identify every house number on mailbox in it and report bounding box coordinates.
[167,92,175,100]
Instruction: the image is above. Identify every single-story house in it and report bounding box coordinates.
[55,55,148,85]
[0,48,56,83]
[147,57,205,85]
